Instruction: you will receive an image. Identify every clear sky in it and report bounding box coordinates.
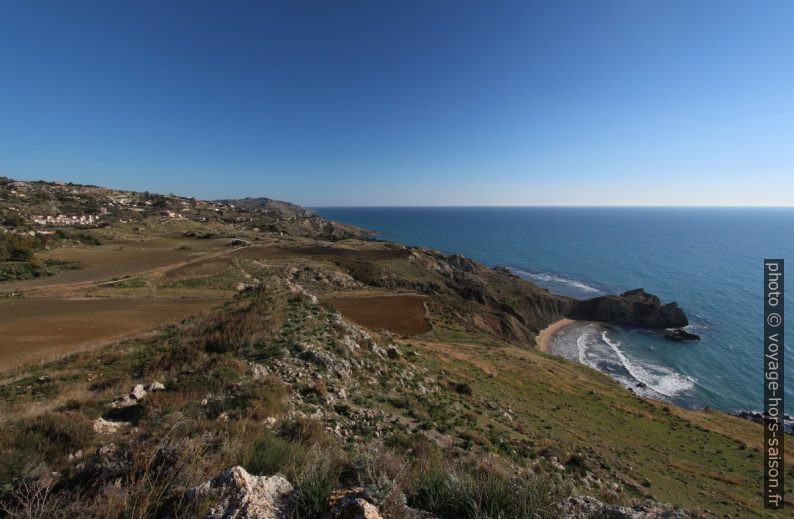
[1,1,792,206]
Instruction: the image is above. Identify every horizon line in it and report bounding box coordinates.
[6,176,793,209]
[310,204,794,209]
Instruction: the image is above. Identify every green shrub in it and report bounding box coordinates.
[0,232,36,262]
[215,364,242,384]
[0,261,36,282]
[246,432,299,476]
[449,381,473,395]
[387,396,411,410]
[1,211,25,227]
[292,447,345,517]
[278,417,328,446]
[250,340,285,363]
[409,462,558,519]
[54,230,101,245]
[384,432,419,454]
[204,377,287,420]
[298,384,326,405]
[333,403,351,417]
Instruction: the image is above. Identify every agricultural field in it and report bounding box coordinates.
[321,293,431,336]
[0,297,223,369]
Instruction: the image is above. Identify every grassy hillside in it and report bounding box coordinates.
[0,178,789,517]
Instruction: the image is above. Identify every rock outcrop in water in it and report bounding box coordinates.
[665,329,700,341]
[569,289,688,329]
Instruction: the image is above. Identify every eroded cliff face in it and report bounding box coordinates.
[394,253,690,342]
[333,248,576,343]
[327,245,689,345]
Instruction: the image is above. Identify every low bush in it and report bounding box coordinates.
[1,210,26,227]
[291,447,346,517]
[54,230,101,245]
[0,412,95,486]
[278,417,328,446]
[346,446,409,510]
[0,232,37,262]
[195,292,284,354]
[246,431,300,476]
[409,461,558,519]
[0,261,36,282]
[449,381,473,395]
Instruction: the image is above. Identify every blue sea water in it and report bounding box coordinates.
[315,207,794,414]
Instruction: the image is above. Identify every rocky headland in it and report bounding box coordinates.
[568,288,688,329]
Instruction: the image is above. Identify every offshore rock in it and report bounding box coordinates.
[665,329,700,341]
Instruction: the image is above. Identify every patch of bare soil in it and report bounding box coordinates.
[1,238,230,291]
[165,258,233,278]
[0,297,223,370]
[321,294,431,336]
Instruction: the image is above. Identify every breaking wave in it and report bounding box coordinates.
[510,268,601,294]
[600,331,695,398]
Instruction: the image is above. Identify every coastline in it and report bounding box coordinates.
[535,318,575,352]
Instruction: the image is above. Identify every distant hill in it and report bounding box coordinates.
[214,197,314,217]
[0,177,368,281]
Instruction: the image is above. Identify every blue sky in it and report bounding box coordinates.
[1,1,792,206]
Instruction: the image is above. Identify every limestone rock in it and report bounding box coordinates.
[113,395,137,409]
[93,417,129,434]
[189,466,294,519]
[446,254,480,272]
[147,381,166,392]
[130,384,147,400]
[559,495,690,518]
[325,489,383,519]
[249,363,269,380]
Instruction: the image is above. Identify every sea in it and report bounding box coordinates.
[315,207,794,415]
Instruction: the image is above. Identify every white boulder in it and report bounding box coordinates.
[189,466,294,519]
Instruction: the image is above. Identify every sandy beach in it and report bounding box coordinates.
[535,318,575,352]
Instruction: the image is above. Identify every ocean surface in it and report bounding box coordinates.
[315,207,794,414]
